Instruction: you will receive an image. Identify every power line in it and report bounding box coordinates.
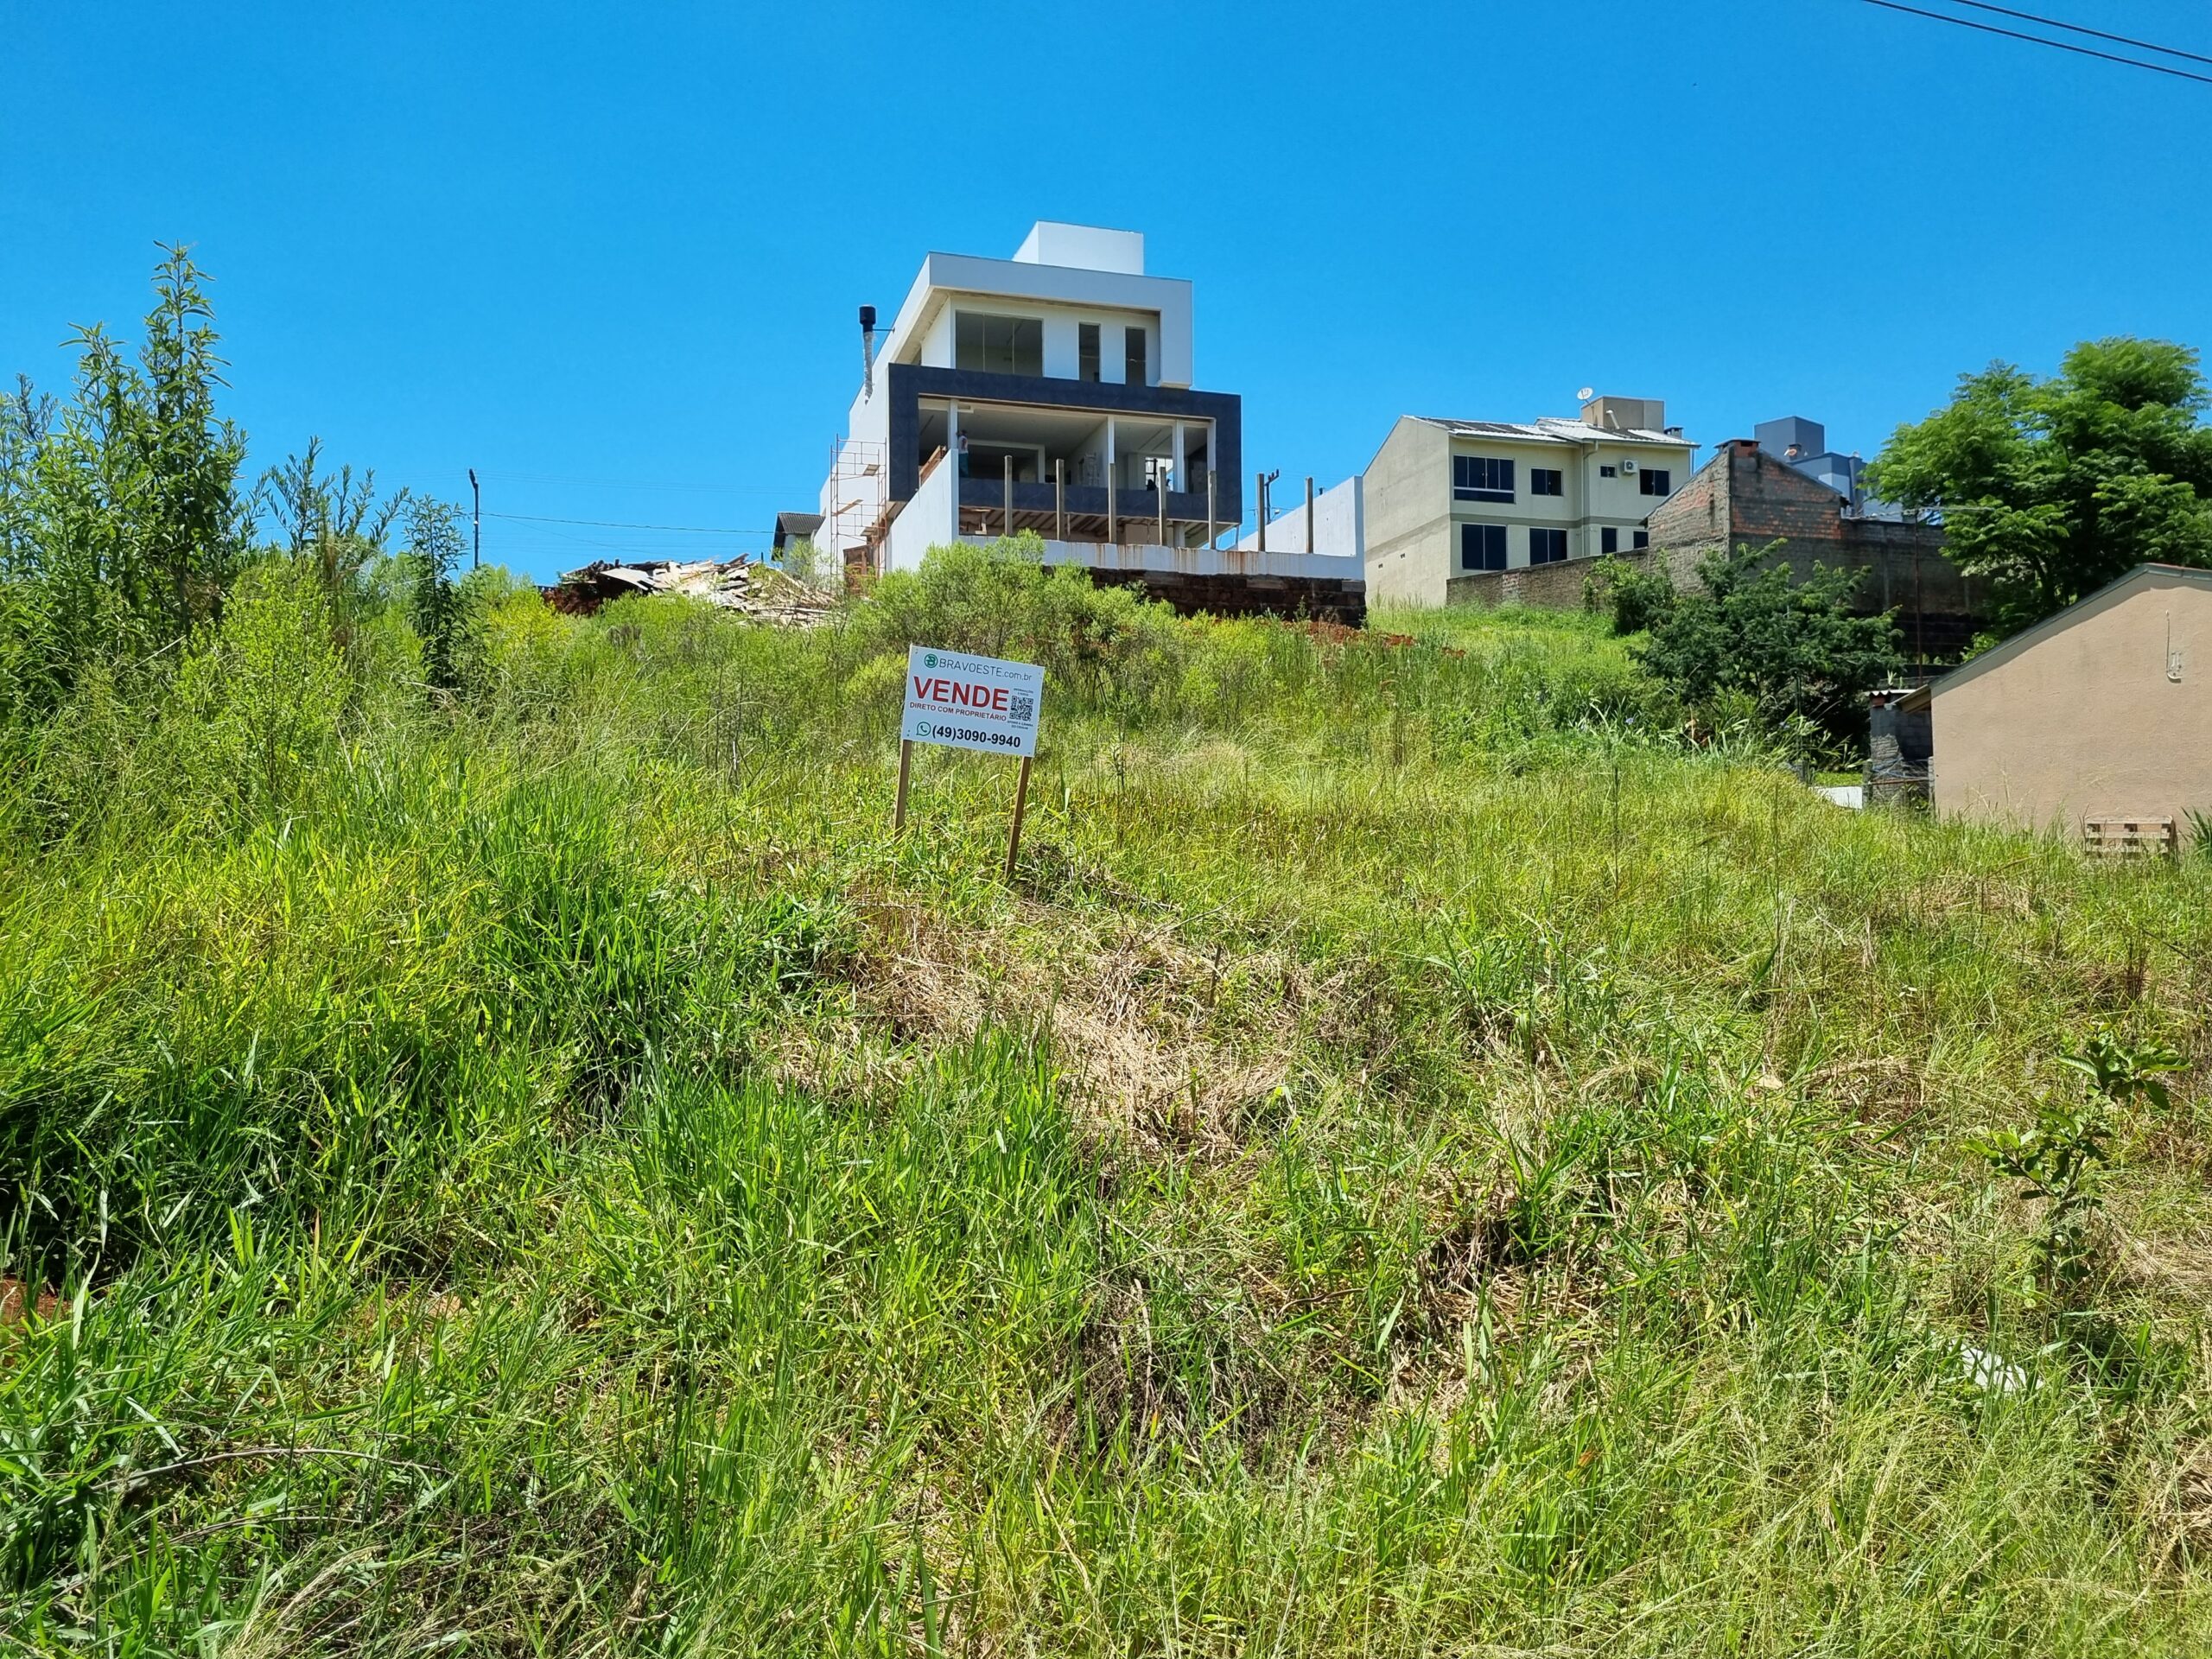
[469,467,791,497]
[484,510,770,534]
[1859,0,2212,86]
[1943,0,2212,68]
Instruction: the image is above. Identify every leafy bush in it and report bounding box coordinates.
[1587,553,1676,636]
[1636,541,1901,757]
[857,534,1187,702]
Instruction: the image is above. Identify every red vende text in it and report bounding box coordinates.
[910,677,1010,714]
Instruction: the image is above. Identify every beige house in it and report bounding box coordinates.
[1362,396,1696,607]
[1899,564,2212,846]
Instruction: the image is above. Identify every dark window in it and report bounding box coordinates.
[1632,530,1650,550]
[1077,322,1101,382]
[1124,325,1147,385]
[1452,454,1515,502]
[1529,527,1568,565]
[1600,464,1618,478]
[1638,467,1673,497]
[955,312,1043,376]
[1459,523,1507,572]
[1601,527,1619,554]
[1531,468,1564,497]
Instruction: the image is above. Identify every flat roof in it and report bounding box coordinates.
[1414,416,1692,448]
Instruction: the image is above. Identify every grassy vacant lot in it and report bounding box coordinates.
[3,548,2210,1655]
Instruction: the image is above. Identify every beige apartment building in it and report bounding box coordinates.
[1361,396,1696,607]
[1899,563,2212,847]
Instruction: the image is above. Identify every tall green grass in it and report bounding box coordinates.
[2,554,2209,1653]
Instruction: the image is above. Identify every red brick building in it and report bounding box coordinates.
[1643,438,1980,663]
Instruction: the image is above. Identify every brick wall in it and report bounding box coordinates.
[1645,450,1731,548]
[1446,558,1623,611]
[1637,437,1980,659]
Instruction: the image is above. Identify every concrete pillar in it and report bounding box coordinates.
[945,404,962,539]
[1106,416,1117,543]
[1171,421,1185,493]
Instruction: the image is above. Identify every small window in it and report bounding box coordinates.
[1459,523,1507,572]
[1529,527,1568,565]
[1452,455,1515,502]
[1632,530,1650,550]
[1639,467,1673,497]
[1601,527,1619,555]
[1078,323,1101,383]
[1125,325,1147,385]
[1600,464,1618,478]
[1531,468,1564,497]
[955,312,1043,376]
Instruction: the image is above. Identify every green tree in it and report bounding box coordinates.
[1635,543,1901,754]
[1867,338,2212,632]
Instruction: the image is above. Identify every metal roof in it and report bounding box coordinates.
[1412,416,1692,448]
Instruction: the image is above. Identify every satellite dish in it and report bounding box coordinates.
[1577,386,1595,402]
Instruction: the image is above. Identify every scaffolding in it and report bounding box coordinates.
[822,436,889,584]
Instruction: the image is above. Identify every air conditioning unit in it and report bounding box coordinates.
[1619,459,1637,474]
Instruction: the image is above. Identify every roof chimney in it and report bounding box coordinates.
[859,304,878,397]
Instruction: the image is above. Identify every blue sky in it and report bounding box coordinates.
[4,0,2209,580]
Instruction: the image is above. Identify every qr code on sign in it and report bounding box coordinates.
[1008,693,1035,722]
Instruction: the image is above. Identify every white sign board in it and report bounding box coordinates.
[903,646,1045,758]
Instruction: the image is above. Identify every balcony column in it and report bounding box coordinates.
[1106,417,1117,544]
[1170,421,1185,493]
[946,403,962,539]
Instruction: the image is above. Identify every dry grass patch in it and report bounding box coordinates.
[817,895,1351,1160]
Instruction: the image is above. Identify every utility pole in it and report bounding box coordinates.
[468,468,480,569]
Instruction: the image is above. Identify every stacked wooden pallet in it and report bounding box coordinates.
[2082,817,2177,857]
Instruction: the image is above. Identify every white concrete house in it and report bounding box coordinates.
[1362,397,1697,607]
[802,221,1361,613]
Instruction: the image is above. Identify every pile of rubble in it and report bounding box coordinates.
[546,557,837,626]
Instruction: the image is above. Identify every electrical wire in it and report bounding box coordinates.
[468,467,791,497]
[1859,0,2212,86]
[484,510,770,534]
[1942,0,2212,67]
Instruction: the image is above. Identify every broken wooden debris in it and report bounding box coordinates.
[545,556,837,625]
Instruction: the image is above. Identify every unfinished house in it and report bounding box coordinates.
[1897,564,2212,850]
[802,221,1363,620]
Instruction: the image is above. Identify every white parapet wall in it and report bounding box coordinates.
[1233,476,1364,559]
[1031,539,1363,583]
[883,454,959,574]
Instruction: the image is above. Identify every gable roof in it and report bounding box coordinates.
[1897,563,2212,709]
[772,511,823,550]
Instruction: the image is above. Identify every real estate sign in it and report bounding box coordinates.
[902,645,1045,758]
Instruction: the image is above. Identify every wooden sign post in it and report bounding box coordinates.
[1004,757,1033,880]
[896,645,1046,880]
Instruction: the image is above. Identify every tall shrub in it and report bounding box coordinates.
[407,498,468,696]
[0,246,248,722]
